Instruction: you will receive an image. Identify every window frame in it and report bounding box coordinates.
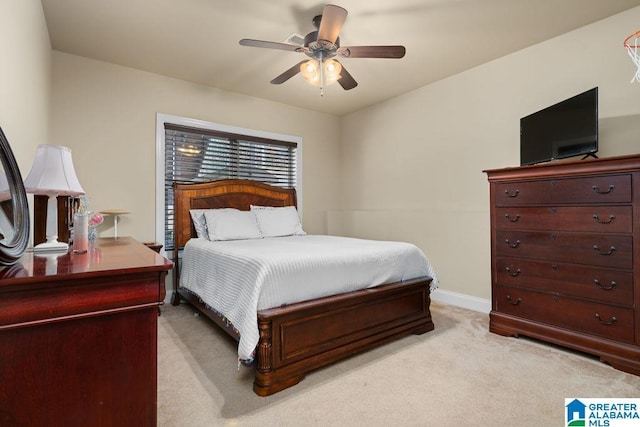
[155,113,303,255]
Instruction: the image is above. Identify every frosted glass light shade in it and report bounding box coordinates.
[300,59,342,87]
[300,59,320,85]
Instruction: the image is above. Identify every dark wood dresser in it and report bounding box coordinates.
[485,154,640,376]
[0,237,172,427]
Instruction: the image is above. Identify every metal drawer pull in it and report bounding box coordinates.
[591,184,615,194]
[504,239,520,248]
[593,279,617,291]
[506,295,522,305]
[592,214,615,224]
[505,267,521,276]
[593,245,616,255]
[594,313,617,326]
[504,213,520,222]
[504,189,519,198]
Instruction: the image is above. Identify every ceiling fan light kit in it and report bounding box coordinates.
[300,58,342,88]
[239,4,406,96]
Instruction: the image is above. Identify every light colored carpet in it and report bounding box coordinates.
[157,301,639,426]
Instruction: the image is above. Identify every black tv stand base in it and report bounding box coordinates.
[581,153,598,160]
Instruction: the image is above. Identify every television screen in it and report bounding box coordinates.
[520,87,598,166]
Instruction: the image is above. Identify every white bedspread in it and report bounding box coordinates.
[180,235,438,362]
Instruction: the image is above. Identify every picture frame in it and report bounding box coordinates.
[0,127,30,265]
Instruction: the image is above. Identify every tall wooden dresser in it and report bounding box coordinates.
[485,154,640,376]
[0,237,172,426]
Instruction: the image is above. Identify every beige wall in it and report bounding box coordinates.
[338,7,640,302]
[50,52,342,244]
[6,1,640,307]
[0,0,50,179]
[0,0,51,245]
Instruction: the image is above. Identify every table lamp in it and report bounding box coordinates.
[24,145,84,252]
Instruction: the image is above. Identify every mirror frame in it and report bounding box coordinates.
[0,127,29,265]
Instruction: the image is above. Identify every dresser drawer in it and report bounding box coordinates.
[495,206,632,233]
[496,258,634,305]
[494,285,634,343]
[495,181,552,205]
[494,174,632,206]
[495,230,632,268]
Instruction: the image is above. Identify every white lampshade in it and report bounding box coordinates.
[24,145,84,196]
[24,145,84,252]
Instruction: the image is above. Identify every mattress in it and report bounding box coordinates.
[180,234,438,362]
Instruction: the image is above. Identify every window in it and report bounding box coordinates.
[156,115,301,251]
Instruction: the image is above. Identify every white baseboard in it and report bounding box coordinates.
[430,289,491,314]
[163,293,173,305]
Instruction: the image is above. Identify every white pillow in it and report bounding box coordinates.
[250,205,306,237]
[204,208,262,241]
[189,209,210,239]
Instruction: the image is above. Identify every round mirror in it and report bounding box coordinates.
[0,127,29,265]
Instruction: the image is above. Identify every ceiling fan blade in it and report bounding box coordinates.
[337,63,357,90]
[270,60,306,85]
[239,39,306,53]
[337,45,406,59]
[317,4,347,46]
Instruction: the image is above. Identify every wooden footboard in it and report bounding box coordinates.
[176,276,433,396]
[253,276,433,396]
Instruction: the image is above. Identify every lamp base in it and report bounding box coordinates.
[33,240,69,253]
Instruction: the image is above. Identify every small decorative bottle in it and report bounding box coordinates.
[72,212,89,254]
[72,196,90,254]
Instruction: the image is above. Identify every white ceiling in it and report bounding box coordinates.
[41,0,640,116]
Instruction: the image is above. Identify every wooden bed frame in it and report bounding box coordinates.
[171,179,434,396]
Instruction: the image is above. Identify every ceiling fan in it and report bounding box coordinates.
[239,4,406,95]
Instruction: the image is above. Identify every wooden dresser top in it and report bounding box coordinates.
[484,153,640,181]
[0,237,173,287]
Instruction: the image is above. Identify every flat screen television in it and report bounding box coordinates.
[520,87,598,166]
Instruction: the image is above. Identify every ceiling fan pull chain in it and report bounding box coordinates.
[320,59,325,97]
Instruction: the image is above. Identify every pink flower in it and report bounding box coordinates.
[89,212,104,227]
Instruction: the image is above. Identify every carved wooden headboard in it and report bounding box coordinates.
[172,179,298,250]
